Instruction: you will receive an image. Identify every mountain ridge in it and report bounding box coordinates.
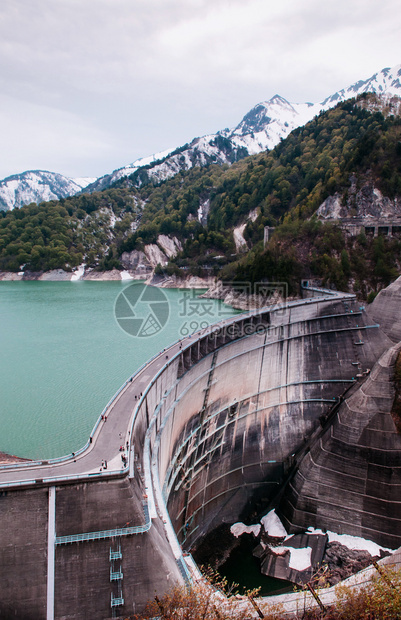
[0,170,96,211]
[1,63,401,210]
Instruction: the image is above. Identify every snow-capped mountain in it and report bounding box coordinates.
[85,133,250,193]
[83,149,175,193]
[0,171,96,211]
[86,64,401,193]
[2,64,401,209]
[225,64,401,154]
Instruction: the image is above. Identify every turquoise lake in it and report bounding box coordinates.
[0,281,238,460]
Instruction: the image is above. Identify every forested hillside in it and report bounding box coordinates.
[1,93,401,297]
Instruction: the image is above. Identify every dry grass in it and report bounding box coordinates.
[129,566,401,620]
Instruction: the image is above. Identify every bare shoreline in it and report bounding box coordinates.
[0,451,31,464]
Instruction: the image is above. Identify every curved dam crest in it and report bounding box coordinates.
[0,284,400,619]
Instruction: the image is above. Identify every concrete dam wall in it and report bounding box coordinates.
[0,289,399,619]
[154,298,388,550]
[280,341,401,550]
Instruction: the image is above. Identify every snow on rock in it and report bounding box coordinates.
[0,170,96,211]
[248,208,259,222]
[327,532,394,556]
[120,270,134,281]
[274,545,312,571]
[72,177,97,189]
[157,235,182,259]
[233,223,248,251]
[4,64,401,212]
[230,522,261,538]
[144,244,168,267]
[307,527,394,555]
[71,264,85,281]
[198,198,210,226]
[260,509,288,538]
[228,95,319,154]
[85,148,176,192]
[122,64,401,193]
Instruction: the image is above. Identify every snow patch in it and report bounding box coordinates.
[230,522,261,538]
[248,208,259,222]
[307,527,394,555]
[72,177,97,189]
[233,223,247,251]
[71,264,85,281]
[198,198,210,225]
[120,270,134,281]
[274,545,312,571]
[260,509,288,538]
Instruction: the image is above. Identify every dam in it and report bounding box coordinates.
[0,284,400,619]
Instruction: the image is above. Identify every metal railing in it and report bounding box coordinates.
[110,567,123,581]
[110,594,124,607]
[55,501,151,545]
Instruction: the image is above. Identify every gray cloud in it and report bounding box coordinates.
[0,0,400,178]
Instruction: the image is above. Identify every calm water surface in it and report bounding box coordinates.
[0,281,238,459]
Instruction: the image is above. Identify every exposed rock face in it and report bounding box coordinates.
[0,272,24,281]
[317,178,401,221]
[148,274,216,288]
[192,524,240,569]
[38,269,71,281]
[319,542,384,586]
[157,235,182,259]
[120,249,152,276]
[82,269,124,281]
[368,276,401,343]
[0,451,30,464]
[121,237,181,276]
[143,244,168,267]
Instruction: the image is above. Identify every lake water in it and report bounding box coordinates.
[0,281,238,460]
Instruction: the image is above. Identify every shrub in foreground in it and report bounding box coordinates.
[130,565,401,620]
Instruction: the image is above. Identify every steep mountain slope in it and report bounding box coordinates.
[2,64,401,210]
[0,171,95,212]
[227,65,401,153]
[82,149,175,193]
[86,134,249,193]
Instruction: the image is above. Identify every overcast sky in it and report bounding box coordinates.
[0,0,400,180]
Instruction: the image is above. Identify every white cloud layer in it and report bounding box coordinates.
[0,0,400,179]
